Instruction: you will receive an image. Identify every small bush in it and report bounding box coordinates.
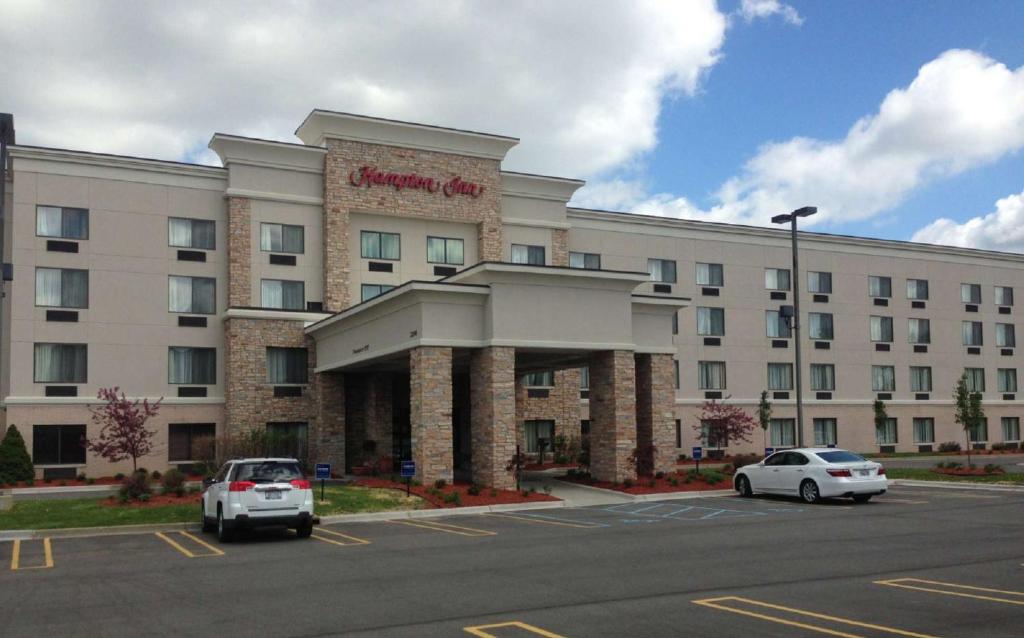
[119,471,152,501]
[622,478,634,488]
[731,453,761,469]
[646,479,656,488]
[114,472,125,480]
[443,491,461,505]
[136,468,148,476]
[543,485,553,495]
[938,441,961,453]
[59,480,67,486]
[43,477,52,484]
[721,463,734,475]
[702,470,726,485]
[566,468,579,478]
[521,489,530,497]
[654,471,665,479]
[151,470,162,480]
[678,453,688,461]
[138,492,151,502]
[77,472,87,482]
[983,463,1002,474]
[490,489,498,497]
[0,425,35,485]
[188,485,200,495]
[86,478,96,485]
[668,476,679,487]
[161,468,187,497]
[467,484,481,496]
[434,479,447,490]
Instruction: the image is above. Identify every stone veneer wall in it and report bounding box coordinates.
[551,228,569,267]
[311,372,345,474]
[227,196,252,306]
[409,346,454,484]
[321,139,504,312]
[514,369,582,457]
[635,353,677,474]
[363,372,394,464]
[469,347,516,489]
[589,350,637,482]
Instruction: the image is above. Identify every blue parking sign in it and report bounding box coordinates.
[401,460,416,478]
[765,447,775,456]
[315,463,331,480]
[691,446,703,461]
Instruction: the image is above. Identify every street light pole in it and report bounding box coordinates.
[772,206,816,448]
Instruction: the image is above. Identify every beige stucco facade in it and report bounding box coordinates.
[1,109,1022,483]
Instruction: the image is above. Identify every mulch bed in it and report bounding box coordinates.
[101,493,200,508]
[933,467,1006,477]
[5,475,205,489]
[559,471,732,495]
[523,462,577,471]
[354,477,560,508]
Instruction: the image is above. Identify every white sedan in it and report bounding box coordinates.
[733,448,888,504]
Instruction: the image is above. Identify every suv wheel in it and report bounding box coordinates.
[296,520,313,539]
[217,506,234,543]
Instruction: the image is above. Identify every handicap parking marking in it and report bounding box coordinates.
[464,620,566,637]
[692,596,939,638]
[154,531,225,558]
[9,538,54,571]
[599,501,802,523]
[390,518,497,537]
[484,512,610,529]
[311,526,372,547]
[875,578,1024,606]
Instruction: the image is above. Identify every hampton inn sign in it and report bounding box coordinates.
[349,165,485,198]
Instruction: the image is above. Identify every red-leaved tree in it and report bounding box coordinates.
[693,400,758,451]
[86,387,162,472]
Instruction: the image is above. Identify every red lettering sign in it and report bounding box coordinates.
[348,166,483,198]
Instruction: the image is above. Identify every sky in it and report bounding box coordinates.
[2,0,1023,251]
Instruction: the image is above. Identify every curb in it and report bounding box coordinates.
[631,489,736,502]
[0,521,199,541]
[889,479,1024,493]
[546,480,633,500]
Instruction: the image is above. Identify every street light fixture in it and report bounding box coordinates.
[772,206,817,448]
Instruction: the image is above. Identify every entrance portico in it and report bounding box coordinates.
[306,263,686,487]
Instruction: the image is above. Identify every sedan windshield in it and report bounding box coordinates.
[234,461,303,483]
[815,451,866,463]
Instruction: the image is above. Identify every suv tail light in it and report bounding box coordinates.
[826,468,852,477]
[877,467,886,476]
[229,480,256,492]
[290,479,311,489]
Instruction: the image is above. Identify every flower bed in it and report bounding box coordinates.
[523,462,577,471]
[559,470,732,495]
[354,477,559,508]
[4,474,205,489]
[100,493,200,508]
[933,466,1005,477]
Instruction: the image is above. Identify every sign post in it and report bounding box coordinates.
[692,446,703,474]
[315,463,331,502]
[401,460,416,497]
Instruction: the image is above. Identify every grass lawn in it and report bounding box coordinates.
[0,485,425,531]
[886,467,1024,484]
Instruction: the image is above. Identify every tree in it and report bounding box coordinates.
[0,424,34,484]
[954,373,985,466]
[757,390,772,450]
[86,387,161,472]
[694,400,758,453]
[873,399,889,446]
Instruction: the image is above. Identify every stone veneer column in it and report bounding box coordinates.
[364,373,394,463]
[589,350,637,483]
[410,347,454,484]
[552,368,582,443]
[551,228,569,267]
[312,372,346,473]
[469,346,516,489]
[635,353,676,475]
[227,196,252,307]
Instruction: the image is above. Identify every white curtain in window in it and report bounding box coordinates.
[810,364,834,391]
[996,286,1014,306]
[35,268,62,306]
[427,237,447,263]
[765,269,790,291]
[169,218,192,247]
[1002,417,1020,441]
[876,418,898,444]
[62,270,88,308]
[511,245,529,264]
[910,367,932,392]
[808,272,831,293]
[907,279,928,300]
[696,263,722,286]
[262,280,283,309]
[697,308,724,336]
[913,418,934,444]
[698,362,725,389]
[998,369,1017,392]
[169,276,193,312]
[267,347,307,384]
[869,277,891,297]
[37,206,63,236]
[908,319,929,344]
[380,233,400,260]
[813,419,837,446]
[961,284,980,303]
[579,367,589,390]
[62,209,88,238]
[261,223,282,252]
[282,225,303,253]
[965,368,985,392]
[770,419,795,447]
[447,239,464,265]
[191,277,215,314]
[870,316,892,342]
[962,322,983,346]
[997,324,1015,347]
[809,313,832,339]
[282,281,304,310]
[34,343,86,383]
[168,347,192,384]
[360,232,378,258]
[872,366,895,391]
[767,363,793,390]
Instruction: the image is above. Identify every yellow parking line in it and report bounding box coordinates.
[154,531,224,558]
[10,539,54,571]
[391,519,496,537]
[876,578,1024,606]
[692,596,939,638]
[464,620,566,637]
[484,512,602,529]
[311,527,371,546]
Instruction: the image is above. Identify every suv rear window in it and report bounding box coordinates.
[815,451,865,463]
[232,461,303,483]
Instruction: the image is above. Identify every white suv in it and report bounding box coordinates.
[201,458,315,542]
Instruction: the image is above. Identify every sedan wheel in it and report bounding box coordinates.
[800,479,820,504]
[736,475,753,497]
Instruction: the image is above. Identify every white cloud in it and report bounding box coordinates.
[581,49,1024,232]
[738,0,804,26]
[0,0,726,177]
[911,189,1024,252]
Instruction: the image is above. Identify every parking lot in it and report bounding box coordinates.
[2,484,1023,637]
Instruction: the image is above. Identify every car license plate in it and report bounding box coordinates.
[857,470,870,477]
[265,490,282,500]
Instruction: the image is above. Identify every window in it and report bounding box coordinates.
[1002,417,1020,442]
[697,361,726,390]
[910,366,933,392]
[579,367,589,392]
[569,251,600,270]
[266,422,309,459]
[168,423,215,462]
[869,276,892,298]
[261,223,304,254]
[675,360,680,389]
[764,268,791,291]
[998,368,1018,393]
[696,307,725,336]
[261,279,305,309]
[169,276,216,314]
[36,205,88,239]
[765,311,791,338]
[808,313,833,340]
[913,418,935,444]
[672,313,678,335]
[906,279,929,300]
[267,347,308,384]
[696,262,723,286]
[996,324,1016,347]
[360,284,395,302]
[427,237,465,265]
[968,418,988,443]
[769,418,796,447]
[169,217,215,250]
[961,283,981,304]
[813,419,837,447]
[810,364,835,391]
[675,419,682,448]
[767,363,793,391]
[962,321,983,346]
[808,271,832,294]
[908,318,930,344]
[872,365,895,392]
[32,424,86,465]
[511,244,545,265]
[700,420,728,448]
[524,420,554,453]
[360,230,400,260]
[34,343,87,383]
[35,268,88,308]
[964,368,985,393]
[648,258,677,283]
[995,286,1014,307]
[168,347,216,385]
[870,316,893,342]
[876,418,898,445]
[523,371,554,387]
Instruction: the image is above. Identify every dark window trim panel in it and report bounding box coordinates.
[1001,348,1014,356]
[273,385,303,398]
[45,385,78,397]
[772,391,790,400]
[814,341,831,350]
[813,294,829,303]
[1004,393,1016,401]
[306,301,324,312]
[873,298,888,307]
[915,393,929,401]
[912,301,926,309]
[178,316,208,328]
[965,304,978,312]
[771,340,789,348]
[269,254,297,266]
[527,388,550,399]
[770,291,787,301]
[913,345,928,353]
[46,240,79,253]
[177,250,206,262]
[999,306,1012,315]
[879,445,896,454]
[967,347,981,355]
[46,310,78,322]
[703,337,721,346]
[704,391,723,400]
[875,343,890,352]
[876,392,892,400]
[434,265,457,277]
[43,467,78,480]
[653,283,672,294]
[368,261,393,273]
[177,387,208,398]
[815,392,832,400]
[917,444,933,453]
[701,287,720,297]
